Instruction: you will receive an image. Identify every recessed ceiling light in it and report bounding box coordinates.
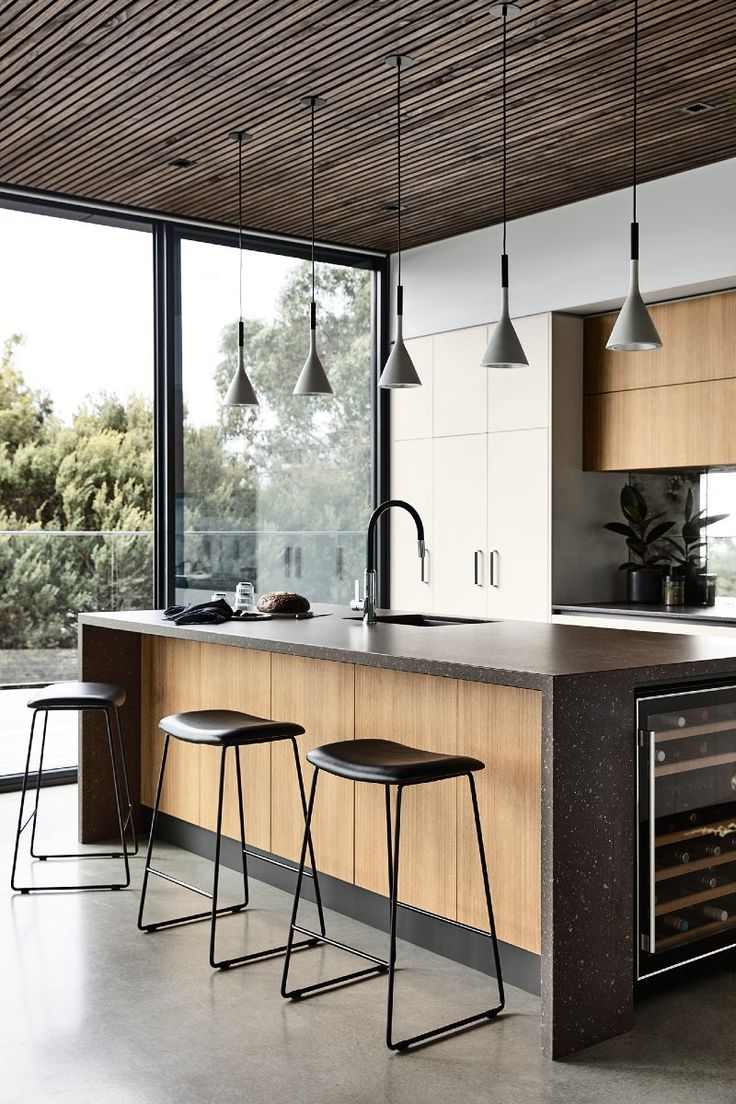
[168,156,196,168]
[681,101,714,115]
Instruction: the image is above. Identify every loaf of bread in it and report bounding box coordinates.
[256,591,311,615]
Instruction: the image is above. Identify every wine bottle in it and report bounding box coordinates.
[703,839,723,857]
[702,905,729,923]
[657,845,691,867]
[655,748,666,764]
[662,915,689,932]
[687,872,718,891]
[657,713,687,729]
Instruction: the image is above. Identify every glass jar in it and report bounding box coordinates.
[235,581,256,612]
[663,575,684,607]
[699,573,717,608]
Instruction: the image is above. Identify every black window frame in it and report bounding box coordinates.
[0,186,391,621]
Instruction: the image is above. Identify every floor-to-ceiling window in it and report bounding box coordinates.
[0,203,154,779]
[174,235,375,606]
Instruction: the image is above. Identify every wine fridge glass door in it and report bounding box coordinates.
[638,684,736,978]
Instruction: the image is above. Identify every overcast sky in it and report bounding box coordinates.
[0,206,298,427]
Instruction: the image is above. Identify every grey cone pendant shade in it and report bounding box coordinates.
[224,130,258,407]
[482,4,528,370]
[379,54,421,390]
[606,0,662,353]
[294,96,332,395]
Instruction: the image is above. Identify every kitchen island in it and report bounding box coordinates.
[77,606,736,1058]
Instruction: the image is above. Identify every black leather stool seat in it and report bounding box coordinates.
[27,681,126,710]
[307,738,485,785]
[159,709,305,746]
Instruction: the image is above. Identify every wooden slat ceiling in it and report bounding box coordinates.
[0,0,734,252]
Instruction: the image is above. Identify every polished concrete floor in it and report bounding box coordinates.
[2,785,736,1104]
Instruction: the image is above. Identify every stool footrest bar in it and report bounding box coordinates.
[244,848,317,880]
[147,867,214,899]
[292,925,388,966]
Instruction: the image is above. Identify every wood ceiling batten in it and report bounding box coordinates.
[0,0,734,251]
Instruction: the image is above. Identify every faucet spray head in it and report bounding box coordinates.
[418,539,425,558]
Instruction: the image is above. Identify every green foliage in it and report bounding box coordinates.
[664,487,729,568]
[603,484,674,570]
[1,259,372,651]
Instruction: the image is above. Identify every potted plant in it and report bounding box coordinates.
[664,489,727,604]
[603,485,674,603]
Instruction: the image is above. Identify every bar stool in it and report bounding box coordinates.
[281,738,504,1052]
[11,681,137,893]
[138,709,325,970]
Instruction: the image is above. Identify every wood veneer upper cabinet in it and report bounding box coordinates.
[584,291,736,470]
[198,645,272,849]
[585,378,736,471]
[455,681,542,954]
[584,291,736,395]
[141,635,202,823]
[354,666,459,920]
[270,653,355,882]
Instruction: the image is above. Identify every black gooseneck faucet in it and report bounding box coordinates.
[358,499,425,624]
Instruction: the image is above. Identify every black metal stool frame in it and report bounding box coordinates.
[281,768,505,1052]
[138,732,326,970]
[11,703,137,893]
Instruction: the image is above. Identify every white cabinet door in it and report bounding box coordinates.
[392,335,433,441]
[433,325,489,437]
[488,313,550,432]
[432,434,488,617]
[390,438,433,613]
[487,428,550,622]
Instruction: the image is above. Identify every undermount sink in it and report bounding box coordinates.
[343,613,494,627]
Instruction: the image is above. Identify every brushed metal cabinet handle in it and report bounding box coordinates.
[474,549,483,586]
[489,549,499,588]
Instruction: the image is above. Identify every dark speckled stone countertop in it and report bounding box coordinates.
[79,604,736,690]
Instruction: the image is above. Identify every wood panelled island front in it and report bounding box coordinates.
[79,607,736,1060]
[140,636,541,954]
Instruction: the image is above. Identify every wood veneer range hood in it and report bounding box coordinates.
[583,289,736,471]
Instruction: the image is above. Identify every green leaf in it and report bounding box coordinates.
[621,484,647,526]
[685,488,694,521]
[646,520,675,543]
[603,522,638,539]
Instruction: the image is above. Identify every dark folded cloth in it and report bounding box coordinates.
[163,598,233,626]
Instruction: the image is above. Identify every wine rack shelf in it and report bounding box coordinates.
[655,750,736,778]
[656,850,736,883]
[656,914,736,951]
[654,719,736,743]
[655,880,736,916]
[655,815,736,847]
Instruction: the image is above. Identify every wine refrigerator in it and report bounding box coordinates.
[638,683,736,979]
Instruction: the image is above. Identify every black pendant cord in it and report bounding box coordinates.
[502,6,508,259]
[396,59,403,312]
[237,135,244,348]
[310,98,316,328]
[633,0,638,226]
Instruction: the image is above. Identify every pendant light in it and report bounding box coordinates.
[481,4,528,370]
[379,53,421,389]
[294,96,333,395]
[224,130,258,407]
[606,0,662,352]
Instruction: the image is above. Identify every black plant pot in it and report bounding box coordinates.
[627,566,663,604]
